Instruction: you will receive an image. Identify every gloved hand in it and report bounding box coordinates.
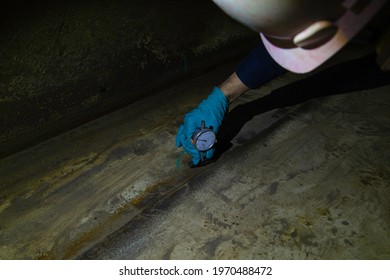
[176,86,229,165]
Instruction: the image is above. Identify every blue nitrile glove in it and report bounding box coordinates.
[176,86,229,165]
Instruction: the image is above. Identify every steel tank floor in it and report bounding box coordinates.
[1,47,389,259]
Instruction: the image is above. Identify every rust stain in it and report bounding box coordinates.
[129,179,174,208]
[36,179,176,259]
[317,207,330,217]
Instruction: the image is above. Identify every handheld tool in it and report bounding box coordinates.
[189,120,216,168]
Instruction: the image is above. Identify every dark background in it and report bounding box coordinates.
[0,0,258,158]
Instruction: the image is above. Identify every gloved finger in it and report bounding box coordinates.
[179,132,187,150]
[191,152,201,165]
[182,137,201,165]
[175,125,185,147]
[205,148,215,160]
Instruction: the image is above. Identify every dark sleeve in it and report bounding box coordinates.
[235,40,287,89]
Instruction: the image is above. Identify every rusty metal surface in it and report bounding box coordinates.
[82,86,390,260]
[1,50,389,259]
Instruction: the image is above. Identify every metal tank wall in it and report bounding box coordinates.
[0,0,256,158]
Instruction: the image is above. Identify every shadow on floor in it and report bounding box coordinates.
[215,53,390,158]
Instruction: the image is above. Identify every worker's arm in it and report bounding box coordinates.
[176,41,287,165]
[219,72,249,102]
[221,40,288,101]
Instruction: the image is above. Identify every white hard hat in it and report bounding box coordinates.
[213,0,388,73]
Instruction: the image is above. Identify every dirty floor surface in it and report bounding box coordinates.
[1,48,389,259]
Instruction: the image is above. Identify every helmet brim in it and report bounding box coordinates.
[262,0,387,73]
